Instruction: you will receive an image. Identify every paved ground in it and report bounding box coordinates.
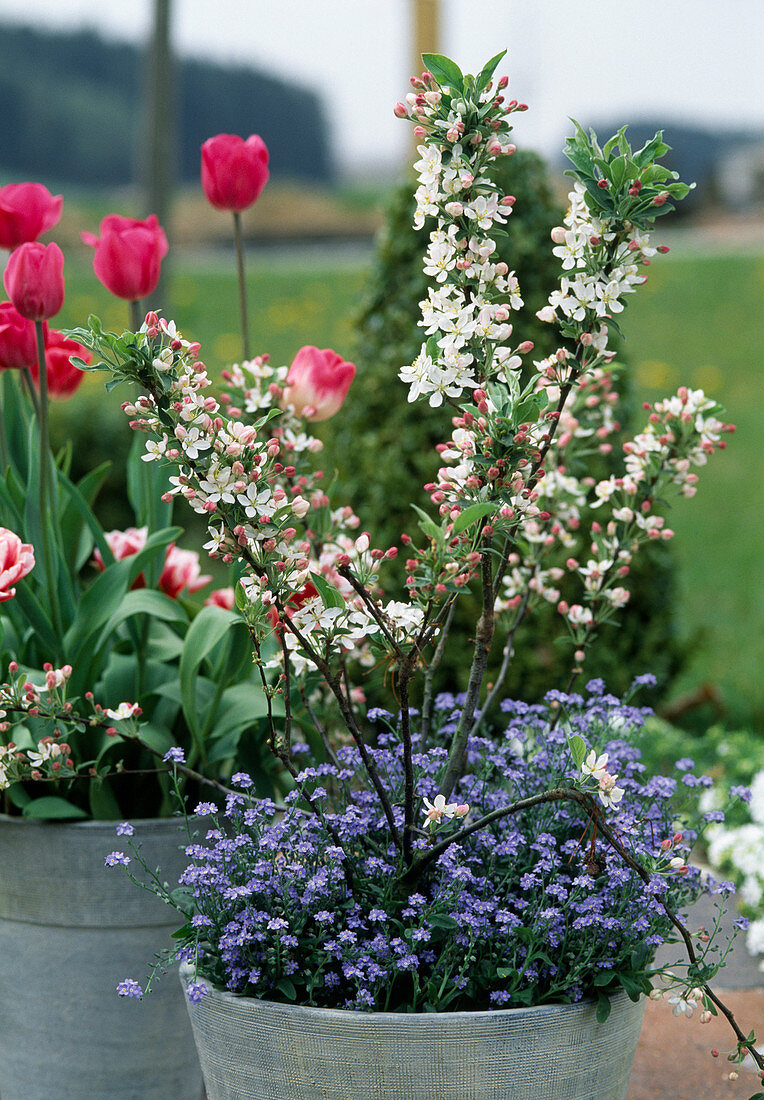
[629,892,763,1099]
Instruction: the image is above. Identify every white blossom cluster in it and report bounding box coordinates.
[122,321,383,668]
[541,183,651,347]
[400,89,524,406]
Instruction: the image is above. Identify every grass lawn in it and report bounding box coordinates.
[622,252,764,730]
[53,246,764,730]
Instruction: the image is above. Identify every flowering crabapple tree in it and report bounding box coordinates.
[50,50,759,1071]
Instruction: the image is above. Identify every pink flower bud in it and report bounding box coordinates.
[0,182,63,249]
[393,102,408,118]
[82,215,168,301]
[282,345,355,422]
[201,133,269,212]
[4,241,65,321]
[0,301,40,370]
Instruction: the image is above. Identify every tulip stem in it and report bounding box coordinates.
[232,211,251,361]
[0,374,8,471]
[129,299,142,332]
[34,320,60,639]
[21,366,40,418]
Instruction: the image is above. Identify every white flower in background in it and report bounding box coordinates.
[104,702,140,721]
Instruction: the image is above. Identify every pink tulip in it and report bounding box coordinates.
[0,301,40,370]
[3,241,65,321]
[93,527,148,575]
[93,530,210,599]
[201,134,270,212]
[0,527,35,603]
[282,346,356,421]
[159,546,212,599]
[30,329,92,400]
[82,214,168,301]
[204,587,236,610]
[0,183,63,250]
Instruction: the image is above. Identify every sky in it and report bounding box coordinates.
[1,0,762,175]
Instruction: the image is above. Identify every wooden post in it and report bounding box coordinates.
[410,0,441,156]
[142,0,176,309]
[411,0,441,75]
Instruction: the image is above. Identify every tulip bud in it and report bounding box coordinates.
[282,345,355,422]
[0,182,63,250]
[0,301,40,370]
[82,215,168,301]
[3,241,65,321]
[201,133,270,212]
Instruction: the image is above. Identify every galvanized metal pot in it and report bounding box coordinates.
[0,815,202,1100]
[180,963,645,1100]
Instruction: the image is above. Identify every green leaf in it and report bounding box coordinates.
[179,605,243,736]
[98,589,188,646]
[603,126,629,158]
[309,571,345,611]
[23,797,89,820]
[608,154,628,191]
[411,503,441,541]
[568,734,587,769]
[427,913,460,930]
[10,583,59,655]
[596,992,612,1023]
[633,131,670,169]
[451,501,497,535]
[421,52,464,92]
[276,978,297,1001]
[475,49,506,93]
[58,463,115,570]
[89,780,122,820]
[5,783,31,809]
[206,683,276,762]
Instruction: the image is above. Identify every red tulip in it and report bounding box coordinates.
[0,527,35,603]
[0,183,63,250]
[30,329,92,400]
[201,134,269,212]
[82,214,168,301]
[3,241,65,321]
[0,301,40,370]
[282,346,356,421]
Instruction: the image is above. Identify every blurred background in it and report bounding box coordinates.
[1,0,762,737]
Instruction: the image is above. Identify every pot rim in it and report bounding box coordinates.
[179,962,638,1022]
[0,811,187,830]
